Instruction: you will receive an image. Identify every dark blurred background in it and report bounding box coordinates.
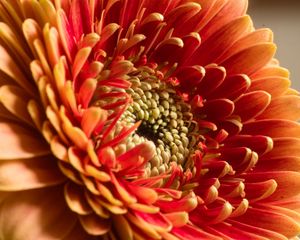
[248,0,300,90]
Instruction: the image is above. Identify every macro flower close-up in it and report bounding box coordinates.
[1,0,300,239]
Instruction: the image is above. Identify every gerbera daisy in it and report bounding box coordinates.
[1,0,300,239]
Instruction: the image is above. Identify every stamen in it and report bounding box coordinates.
[122,65,202,176]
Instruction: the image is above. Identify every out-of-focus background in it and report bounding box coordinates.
[248,0,300,91]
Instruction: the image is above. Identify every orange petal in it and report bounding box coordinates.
[248,77,290,98]
[22,19,42,58]
[0,85,33,126]
[217,28,273,63]
[0,122,50,159]
[257,95,300,121]
[43,23,61,67]
[81,107,108,138]
[251,65,290,79]
[215,220,287,240]
[200,0,248,41]
[235,207,300,238]
[221,43,276,76]
[255,156,300,172]
[61,222,94,240]
[262,137,300,159]
[64,182,92,215]
[72,47,92,80]
[0,45,35,96]
[242,119,300,138]
[79,213,111,236]
[0,186,77,239]
[243,171,300,201]
[164,212,189,227]
[197,15,252,65]
[112,215,133,240]
[0,156,65,191]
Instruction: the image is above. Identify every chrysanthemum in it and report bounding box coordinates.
[1,0,300,239]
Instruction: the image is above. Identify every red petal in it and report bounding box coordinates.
[209,74,251,101]
[57,9,76,61]
[234,91,271,122]
[224,135,273,156]
[195,65,226,97]
[197,99,234,120]
[172,224,223,240]
[176,65,205,91]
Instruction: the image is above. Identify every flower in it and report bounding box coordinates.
[1,0,300,239]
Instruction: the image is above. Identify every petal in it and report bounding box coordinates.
[242,119,300,138]
[262,137,300,159]
[69,0,92,40]
[217,28,273,63]
[172,224,223,240]
[221,43,276,76]
[0,156,66,191]
[255,156,300,172]
[79,213,111,236]
[197,99,234,120]
[0,186,77,239]
[243,171,300,201]
[248,77,291,98]
[208,74,251,101]
[0,122,50,159]
[196,65,226,97]
[0,85,33,126]
[176,65,205,91]
[257,95,300,121]
[251,65,290,79]
[200,0,248,41]
[0,45,35,96]
[112,215,133,240]
[190,201,233,225]
[196,15,252,65]
[215,220,287,240]
[235,207,300,238]
[152,37,184,63]
[62,221,96,240]
[234,91,271,122]
[64,182,92,215]
[224,135,273,156]
[56,9,76,61]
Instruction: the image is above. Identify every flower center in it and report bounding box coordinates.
[124,66,202,177]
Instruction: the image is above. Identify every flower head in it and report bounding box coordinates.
[1,0,300,239]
